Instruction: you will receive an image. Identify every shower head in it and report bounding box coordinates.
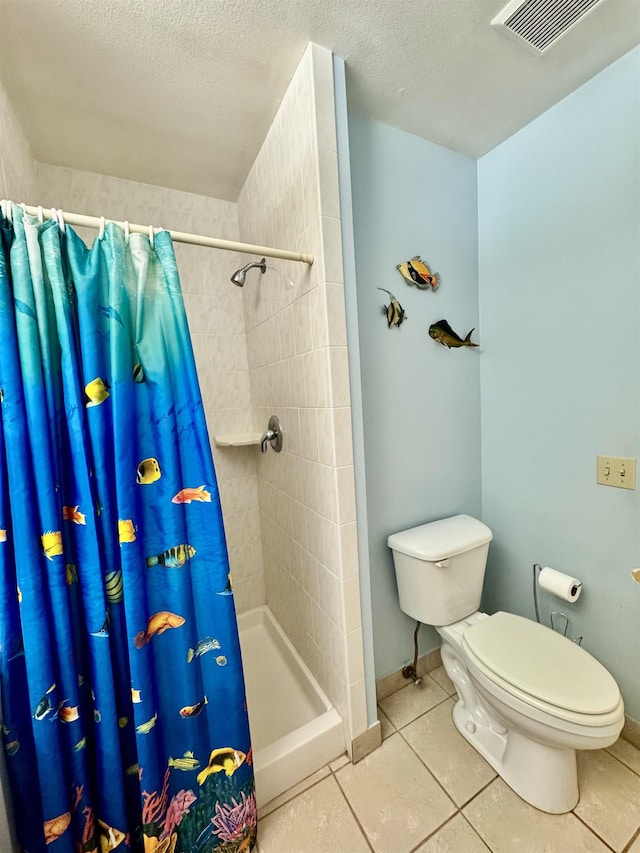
[230,257,267,287]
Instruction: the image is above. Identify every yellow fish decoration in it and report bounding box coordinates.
[146,544,195,569]
[429,319,479,349]
[41,530,63,561]
[131,688,143,704]
[85,377,110,408]
[62,505,86,525]
[134,611,185,648]
[104,570,123,604]
[397,256,439,291]
[168,751,200,772]
[118,519,136,543]
[0,530,6,543]
[136,457,161,485]
[98,819,126,852]
[378,288,407,329]
[17,586,22,603]
[59,704,80,723]
[136,711,158,734]
[43,812,71,844]
[65,564,78,585]
[5,740,19,756]
[118,717,128,729]
[196,747,246,786]
[179,696,208,718]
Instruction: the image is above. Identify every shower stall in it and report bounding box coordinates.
[237,607,343,805]
[0,42,368,825]
[218,42,369,805]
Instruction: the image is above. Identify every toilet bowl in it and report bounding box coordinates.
[437,611,624,813]
[387,515,625,814]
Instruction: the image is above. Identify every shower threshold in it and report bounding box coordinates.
[237,605,345,807]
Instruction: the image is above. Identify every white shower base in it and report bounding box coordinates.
[237,605,345,807]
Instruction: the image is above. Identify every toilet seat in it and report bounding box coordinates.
[462,611,621,719]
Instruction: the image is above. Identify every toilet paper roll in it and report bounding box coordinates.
[538,566,582,603]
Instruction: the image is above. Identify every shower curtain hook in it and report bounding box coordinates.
[50,208,59,228]
[37,205,44,224]
[98,216,106,240]
[148,224,154,248]
[20,203,27,215]
[0,200,7,221]
[57,209,66,234]
[123,220,130,244]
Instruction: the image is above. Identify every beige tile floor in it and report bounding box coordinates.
[255,667,640,853]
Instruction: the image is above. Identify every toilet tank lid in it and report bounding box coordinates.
[387,515,493,561]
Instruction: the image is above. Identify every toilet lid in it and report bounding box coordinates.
[462,612,620,714]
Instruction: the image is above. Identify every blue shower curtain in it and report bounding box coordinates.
[0,207,255,853]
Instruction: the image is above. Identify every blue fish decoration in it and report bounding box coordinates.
[8,641,24,662]
[14,299,36,320]
[216,576,233,596]
[99,305,124,326]
[90,612,110,638]
[187,636,220,663]
[190,823,216,853]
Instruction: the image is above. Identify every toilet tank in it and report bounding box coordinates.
[387,515,493,626]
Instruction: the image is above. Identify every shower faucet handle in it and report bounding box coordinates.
[260,415,282,454]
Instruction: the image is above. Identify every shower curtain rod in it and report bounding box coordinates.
[12,203,315,265]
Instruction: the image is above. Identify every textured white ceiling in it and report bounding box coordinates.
[1,0,639,201]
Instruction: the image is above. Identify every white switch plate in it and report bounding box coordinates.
[596,455,636,490]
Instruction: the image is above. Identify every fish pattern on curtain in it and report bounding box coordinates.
[0,207,256,853]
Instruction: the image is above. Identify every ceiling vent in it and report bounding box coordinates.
[492,0,604,54]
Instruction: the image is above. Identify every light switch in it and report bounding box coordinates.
[597,456,636,490]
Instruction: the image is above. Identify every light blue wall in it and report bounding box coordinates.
[347,114,482,679]
[479,47,640,720]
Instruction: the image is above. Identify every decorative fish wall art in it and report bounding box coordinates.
[377,288,407,328]
[397,256,439,291]
[428,320,479,349]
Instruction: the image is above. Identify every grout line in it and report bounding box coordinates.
[390,691,454,732]
[407,811,461,853]
[395,726,461,810]
[458,812,492,851]
[257,771,331,821]
[331,764,376,853]
[622,825,640,853]
[458,775,499,810]
[605,745,640,780]
[572,810,617,852]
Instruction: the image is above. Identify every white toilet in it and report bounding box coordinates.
[387,514,624,814]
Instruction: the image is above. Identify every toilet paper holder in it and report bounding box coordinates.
[533,564,583,645]
[549,611,583,645]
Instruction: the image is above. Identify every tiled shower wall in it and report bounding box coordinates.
[36,164,265,613]
[237,44,367,745]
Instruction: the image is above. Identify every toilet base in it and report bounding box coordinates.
[440,640,579,814]
[451,699,578,813]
